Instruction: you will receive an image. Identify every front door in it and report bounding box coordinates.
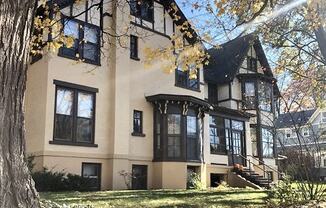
[132,165,148,190]
[228,130,245,166]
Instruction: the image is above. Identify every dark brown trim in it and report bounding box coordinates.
[53,80,99,93]
[81,163,102,191]
[50,140,98,147]
[131,132,146,137]
[130,21,170,39]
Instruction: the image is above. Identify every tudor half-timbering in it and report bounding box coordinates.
[25,0,280,191]
[204,34,281,182]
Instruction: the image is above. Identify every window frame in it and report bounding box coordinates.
[209,116,227,155]
[130,0,154,23]
[132,110,145,137]
[258,81,272,112]
[247,56,258,72]
[51,80,98,147]
[130,35,139,60]
[58,17,101,66]
[261,127,274,158]
[81,162,102,191]
[243,81,256,110]
[175,68,200,91]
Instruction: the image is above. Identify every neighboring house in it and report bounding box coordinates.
[25,0,280,191]
[276,108,326,180]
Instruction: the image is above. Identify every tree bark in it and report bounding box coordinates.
[0,0,40,207]
[314,26,326,63]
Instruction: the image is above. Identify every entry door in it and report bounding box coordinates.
[132,165,148,190]
[228,130,244,165]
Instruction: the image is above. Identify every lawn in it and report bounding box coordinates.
[41,189,268,208]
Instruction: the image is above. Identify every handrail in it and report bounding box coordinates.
[237,154,268,178]
[246,155,282,175]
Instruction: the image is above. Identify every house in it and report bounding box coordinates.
[276,108,326,180]
[25,0,280,191]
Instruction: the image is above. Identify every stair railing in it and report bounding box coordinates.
[245,155,282,179]
[237,154,268,179]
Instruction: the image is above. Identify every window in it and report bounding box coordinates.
[262,128,274,158]
[176,67,199,91]
[154,109,161,158]
[208,83,218,104]
[286,129,292,138]
[130,35,139,60]
[258,81,272,112]
[210,116,226,154]
[132,165,148,190]
[53,81,97,146]
[243,82,256,109]
[82,163,101,191]
[187,114,199,160]
[247,56,257,71]
[251,128,258,157]
[130,0,154,22]
[132,110,144,136]
[167,114,181,158]
[59,18,100,65]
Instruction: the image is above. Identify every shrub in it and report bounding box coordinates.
[40,199,93,208]
[266,176,304,207]
[187,172,206,190]
[32,168,94,192]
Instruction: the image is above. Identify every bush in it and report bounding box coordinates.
[32,168,94,192]
[266,176,304,207]
[187,172,206,190]
[40,199,93,208]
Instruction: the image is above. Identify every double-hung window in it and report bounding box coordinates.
[59,18,100,65]
[130,0,154,22]
[130,35,139,60]
[167,114,181,158]
[132,110,144,136]
[53,81,97,146]
[262,128,274,158]
[187,112,199,160]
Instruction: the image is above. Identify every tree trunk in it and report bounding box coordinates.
[314,26,326,63]
[0,0,40,207]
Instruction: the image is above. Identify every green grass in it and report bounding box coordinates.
[41,189,268,208]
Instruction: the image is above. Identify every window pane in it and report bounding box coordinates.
[224,119,230,128]
[76,118,92,142]
[84,26,98,44]
[133,111,142,133]
[258,81,272,112]
[130,0,138,15]
[168,114,181,134]
[64,20,79,38]
[245,82,255,96]
[168,136,181,158]
[231,120,243,130]
[56,88,73,115]
[83,43,98,62]
[54,115,73,140]
[187,116,197,135]
[140,0,153,21]
[83,164,99,178]
[78,92,93,118]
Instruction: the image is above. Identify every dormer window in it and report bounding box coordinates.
[130,0,154,22]
[247,56,257,71]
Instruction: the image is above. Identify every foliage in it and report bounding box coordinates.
[32,168,94,192]
[187,172,206,190]
[41,189,268,208]
[118,170,133,190]
[40,199,93,208]
[266,176,304,207]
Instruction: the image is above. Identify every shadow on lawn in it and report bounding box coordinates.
[41,189,268,207]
